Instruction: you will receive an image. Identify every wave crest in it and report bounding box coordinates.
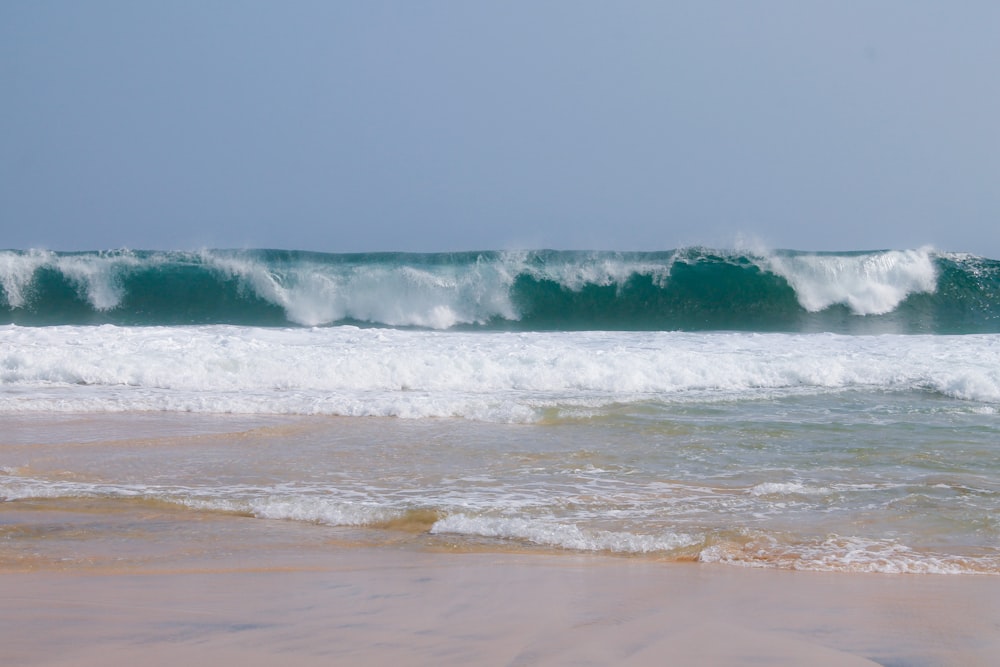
[762,248,938,315]
[1,247,998,332]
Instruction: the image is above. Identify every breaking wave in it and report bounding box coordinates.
[2,247,998,333]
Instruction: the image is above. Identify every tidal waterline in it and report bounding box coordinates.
[3,397,998,574]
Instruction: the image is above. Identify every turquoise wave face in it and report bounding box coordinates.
[1,248,998,333]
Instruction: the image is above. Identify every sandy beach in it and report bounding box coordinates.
[7,0,1000,663]
[3,411,1000,666]
[3,509,999,667]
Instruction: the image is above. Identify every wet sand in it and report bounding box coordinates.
[3,414,999,665]
[3,541,1000,666]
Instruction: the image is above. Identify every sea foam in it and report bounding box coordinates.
[2,326,999,419]
[762,248,938,315]
[430,514,698,553]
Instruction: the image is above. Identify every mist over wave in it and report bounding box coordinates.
[1,247,998,332]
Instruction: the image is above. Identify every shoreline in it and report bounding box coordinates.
[3,541,999,666]
[4,411,1000,664]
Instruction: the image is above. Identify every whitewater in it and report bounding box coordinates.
[1,326,999,418]
[3,246,1000,575]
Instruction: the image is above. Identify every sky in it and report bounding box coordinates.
[2,1,999,256]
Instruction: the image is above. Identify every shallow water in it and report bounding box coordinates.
[3,388,998,574]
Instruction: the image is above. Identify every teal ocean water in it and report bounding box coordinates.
[2,247,999,573]
[2,247,998,332]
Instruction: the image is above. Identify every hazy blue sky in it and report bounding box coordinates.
[2,1,998,255]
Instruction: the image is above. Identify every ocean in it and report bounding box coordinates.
[2,247,999,574]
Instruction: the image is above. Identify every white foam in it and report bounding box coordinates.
[5,470,996,573]
[518,251,676,290]
[431,514,698,553]
[0,476,150,502]
[201,252,522,328]
[3,326,1000,419]
[197,249,682,328]
[749,482,826,497]
[699,534,1000,575]
[0,474,402,528]
[207,494,402,526]
[761,248,938,315]
[0,249,142,311]
[230,496,400,526]
[0,249,52,308]
[57,252,139,311]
